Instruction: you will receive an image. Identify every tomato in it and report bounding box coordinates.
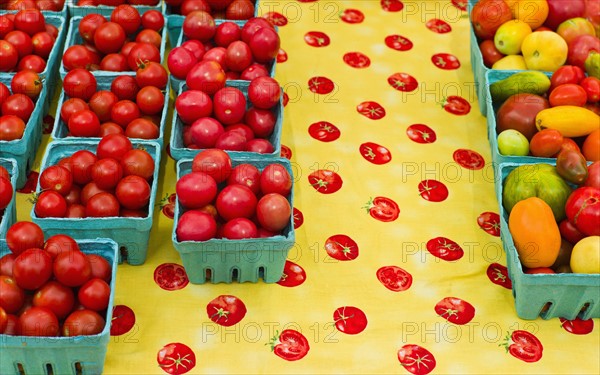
[0,275,25,313]
[176,172,217,209]
[215,184,257,220]
[183,10,216,42]
[397,344,436,375]
[248,76,281,109]
[68,109,101,137]
[441,96,470,115]
[418,179,449,202]
[224,40,253,72]
[343,51,371,68]
[120,149,155,181]
[191,149,232,183]
[78,278,110,311]
[363,196,400,222]
[280,144,292,160]
[260,164,291,196]
[376,265,412,292]
[502,330,544,363]
[471,0,512,39]
[529,128,563,157]
[2,94,34,121]
[304,31,330,47]
[34,190,67,217]
[549,83,588,107]
[153,263,189,291]
[0,307,6,333]
[157,342,196,375]
[89,90,119,123]
[227,164,261,195]
[17,306,59,337]
[308,121,340,142]
[91,158,123,190]
[308,169,343,194]
[62,309,105,336]
[206,295,246,326]
[308,76,334,95]
[186,60,226,96]
[222,218,257,239]
[181,40,206,61]
[225,0,256,20]
[5,221,44,256]
[69,150,97,186]
[486,263,512,289]
[3,313,17,335]
[110,75,139,101]
[213,87,246,125]
[62,45,97,71]
[32,281,75,319]
[63,68,97,101]
[256,193,291,232]
[176,210,217,241]
[340,8,364,24]
[0,40,18,72]
[556,149,588,184]
[477,211,500,237]
[125,118,159,139]
[388,72,418,92]
[359,142,392,164]
[167,46,197,80]
[110,4,141,35]
[60,98,88,123]
[434,297,475,325]
[385,34,413,51]
[524,267,555,274]
[453,149,485,170]
[4,31,32,59]
[86,191,120,217]
[0,115,25,141]
[241,63,270,79]
[426,237,464,261]
[175,90,213,124]
[93,22,126,55]
[584,162,600,188]
[14,9,45,36]
[560,318,594,335]
[324,234,359,261]
[31,31,54,59]
[110,100,140,129]
[357,101,386,120]
[17,54,46,72]
[583,129,600,161]
[0,254,15,276]
[406,124,437,144]
[565,187,600,236]
[136,60,168,90]
[53,250,91,287]
[276,260,306,287]
[245,107,276,137]
[333,306,367,334]
[426,18,452,34]
[110,304,135,335]
[116,175,151,210]
[550,65,585,91]
[11,69,42,100]
[581,76,600,103]
[78,13,106,44]
[268,329,310,361]
[86,254,111,282]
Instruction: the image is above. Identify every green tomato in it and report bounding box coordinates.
[497,129,529,156]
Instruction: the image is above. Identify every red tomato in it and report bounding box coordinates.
[308,169,343,194]
[175,90,213,124]
[486,263,512,289]
[529,128,564,157]
[0,307,6,333]
[13,9,45,36]
[260,163,292,196]
[397,344,436,375]
[304,31,330,47]
[11,70,42,99]
[153,263,189,291]
[91,158,123,190]
[38,166,72,196]
[110,304,136,336]
[0,275,25,313]
[385,34,413,51]
[407,124,437,144]
[13,248,53,290]
[376,265,413,292]
[34,190,67,217]
[157,342,196,375]
[325,234,359,261]
[434,297,475,325]
[442,96,470,115]
[426,18,452,33]
[0,40,18,72]
[62,309,105,336]
[565,187,600,236]
[68,109,101,137]
[78,278,111,311]
[0,176,13,210]
[227,164,261,195]
[63,68,97,101]
[477,211,500,236]
[276,260,306,287]
[111,75,140,101]
[5,221,44,256]
[0,254,15,276]
[426,237,464,261]
[78,13,106,44]
[60,98,88,123]
[503,330,543,363]
[524,267,555,274]
[17,306,59,337]
[453,149,485,170]
[176,210,217,241]
[136,61,168,89]
[176,172,217,209]
[192,149,232,183]
[418,179,449,202]
[213,87,246,124]
[580,77,600,103]
[363,196,400,222]
[17,54,46,73]
[248,76,281,109]
[256,193,291,232]
[206,295,246,327]
[222,218,257,239]
[31,31,54,59]
[560,318,594,335]
[32,281,75,319]
[186,60,226,96]
[2,94,34,121]
[0,115,25,141]
[97,133,133,161]
[308,76,334,95]
[357,101,386,120]
[550,65,585,91]
[343,51,371,68]
[333,306,367,334]
[115,175,150,210]
[87,254,111,282]
[216,184,257,220]
[268,329,310,361]
[53,250,91,287]
[359,142,392,164]
[308,121,341,142]
[244,107,275,137]
[120,149,155,180]
[388,72,418,92]
[549,83,588,107]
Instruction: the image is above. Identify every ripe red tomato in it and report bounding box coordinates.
[62,309,105,336]
[565,187,600,236]
[175,90,213,124]
[206,294,246,326]
[376,265,412,292]
[225,0,255,20]
[153,263,189,291]
[0,253,15,276]
[111,100,140,128]
[434,297,475,325]
[78,13,106,44]
[31,31,54,59]
[0,115,25,141]
[256,193,291,232]
[110,4,141,35]
[397,344,436,375]
[248,76,281,109]
[93,22,126,54]
[17,306,59,337]
[78,278,111,311]
[183,10,216,42]
[141,10,164,31]
[111,75,140,101]
[135,61,168,89]
[260,164,291,196]
[214,21,242,47]
[477,211,500,237]
[216,184,257,220]
[32,281,75,319]
[268,329,310,361]
[249,26,279,63]
[69,150,97,185]
[86,192,120,217]
[53,250,91,287]
[97,133,133,161]
[91,158,123,190]
[121,149,155,180]
[549,83,588,107]
[426,237,464,261]
[34,190,67,217]
[17,54,46,72]
[333,306,367,334]
[0,40,18,72]
[63,68,97,101]
[5,221,44,256]
[167,46,197,80]
[191,149,232,183]
[213,87,246,124]
[0,275,25,313]
[156,342,196,375]
[244,107,275,138]
[136,86,164,116]
[580,77,600,103]
[276,260,306,287]
[60,98,88,123]
[503,330,543,363]
[550,65,585,91]
[0,307,6,333]
[363,196,399,222]
[324,234,359,261]
[67,109,100,137]
[14,9,45,36]
[2,94,34,121]
[176,172,217,209]
[126,119,159,140]
[176,210,217,241]
[43,234,79,259]
[224,40,253,72]
[89,90,119,122]
[241,63,269,79]
[222,217,257,239]
[11,68,42,100]
[62,45,97,71]
[227,164,261,195]
[486,263,512,289]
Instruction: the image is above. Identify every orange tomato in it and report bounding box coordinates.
[582,129,600,161]
[508,0,550,30]
[529,128,563,157]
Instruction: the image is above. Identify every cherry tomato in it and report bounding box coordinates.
[32,281,75,319]
[17,306,59,337]
[34,190,67,217]
[0,115,25,141]
[96,133,133,161]
[86,192,120,217]
[121,149,155,180]
[176,210,217,242]
[53,249,91,287]
[191,149,232,183]
[216,184,257,220]
[256,193,291,232]
[529,129,564,157]
[62,309,105,336]
[0,275,25,313]
[5,221,44,256]
[13,248,53,290]
[63,68,97,101]
[550,65,585,91]
[549,83,588,107]
[580,77,600,103]
[78,278,111,311]
[115,175,151,210]
[44,234,79,259]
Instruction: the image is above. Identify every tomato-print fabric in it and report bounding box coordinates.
[13,0,599,373]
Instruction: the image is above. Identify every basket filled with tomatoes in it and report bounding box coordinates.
[0,228,118,375]
[59,5,168,79]
[0,0,67,16]
[172,149,295,284]
[67,0,165,18]
[0,74,47,189]
[497,160,600,320]
[51,70,169,147]
[468,0,600,116]
[0,158,18,237]
[170,77,283,160]
[29,138,161,265]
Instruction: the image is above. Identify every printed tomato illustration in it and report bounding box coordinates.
[363,196,400,222]
[376,266,413,292]
[451,0,467,11]
[486,263,512,289]
[42,115,54,134]
[17,171,39,194]
[357,101,386,120]
[309,76,335,95]
[388,73,418,92]
[157,343,196,375]
[206,295,247,327]
[308,121,341,142]
[426,19,452,34]
[385,35,413,51]
[360,142,392,165]
[381,0,404,12]
[418,179,449,202]
[343,52,371,68]
[406,124,437,144]
[110,305,136,336]
[325,234,359,261]
[283,92,289,107]
[268,329,310,361]
[160,193,176,219]
[277,260,306,287]
[426,237,464,261]
[340,9,364,24]
[333,306,368,334]
[397,344,436,375]
[441,96,471,115]
[434,297,475,325]
[263,12,288,27]
[293,207,304,229]
[560,318,594,335]
[304,31,330,47]
[277,48,288,63]
[478,212,500,237]
[308,169,343,194]
[154,263,189,291]
[432,53,461,70]
[502,330,544,363]
[280,144,292,159]
[453,149,485,170]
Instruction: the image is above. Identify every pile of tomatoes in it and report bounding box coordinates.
[0,70,44,141]
[176,149,292,241]
[0,9,59,73]
[0,164,14,215]
[0,222,112,337]
[166,0,256,20]
[59,70,165,139]
[168,14,279,83]
[75,0,159,7]
[33,134,155,219]
[62,6,166,74]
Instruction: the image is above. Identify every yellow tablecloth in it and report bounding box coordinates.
[13,1,600,373]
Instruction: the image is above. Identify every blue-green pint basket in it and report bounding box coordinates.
[67,1,165,20]
[0,158,19,238]
[0,238,118,375]
[497,161,600,320]
[172,157,296,284]
[30,140,162,265]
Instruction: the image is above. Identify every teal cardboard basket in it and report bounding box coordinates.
[30,140,162,265]
[0,76,48,189]
[497,161,600,320]
[172,157,295,284]
[467,0,489,116]
[51,75,170,148]
[67,1,165,18]
[170,80,283,161]
[0,158,18,238]
[60,13,168,79]
[0,238,118,375]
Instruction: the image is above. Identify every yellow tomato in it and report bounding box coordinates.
[521,31,568,71]
[492,54,528,70]
[570,236,600,273]
[508,0,549,30]
[494,20,532,55]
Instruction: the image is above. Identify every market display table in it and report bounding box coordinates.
[11,1,600,374]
